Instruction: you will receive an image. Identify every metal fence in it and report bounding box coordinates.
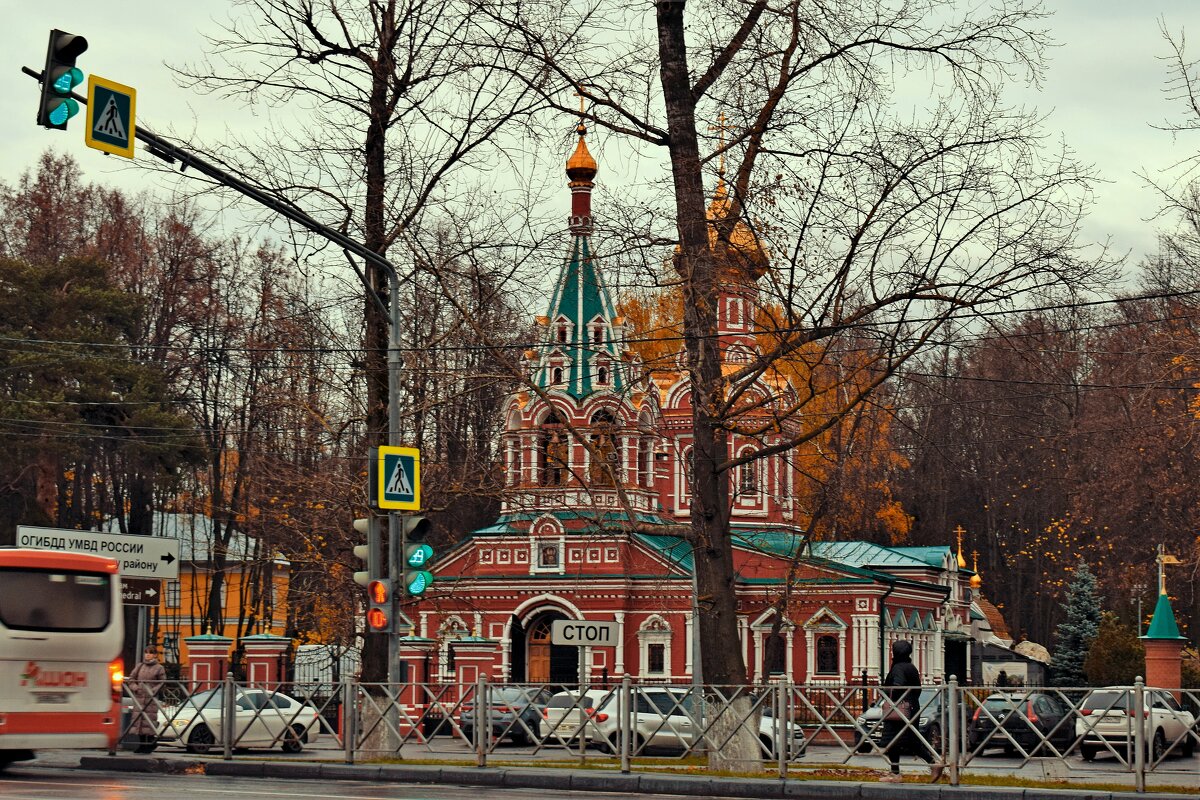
[117,675,1200,793]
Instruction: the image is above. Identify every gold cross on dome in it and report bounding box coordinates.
[708,111,731,174]
[574,89,586,116]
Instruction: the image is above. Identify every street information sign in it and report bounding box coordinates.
[375,445,420,510]
[85,75,136,158]
[120,577,162,606]
[551,619,619,646]
[16,525,179,579]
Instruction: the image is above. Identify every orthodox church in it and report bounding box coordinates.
[408,122,980,688]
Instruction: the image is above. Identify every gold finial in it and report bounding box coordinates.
[954,525,967,568]
[566,90,597,182]
[970,549,982,590]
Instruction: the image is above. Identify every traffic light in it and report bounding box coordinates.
[351,516,380,588]
[400,515,434,596]
[365,578,394,633]
[37,29,88,130]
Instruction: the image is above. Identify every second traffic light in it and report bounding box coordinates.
[400,515,434,596]
[365,578,394,633]
[38,29,88,129]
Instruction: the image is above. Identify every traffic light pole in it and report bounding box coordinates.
[21,64,412,679]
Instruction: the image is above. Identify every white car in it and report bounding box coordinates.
[544,687,805,758]
[541,689,614,745]
[1076,688,1196,762]
[158,688,322,754]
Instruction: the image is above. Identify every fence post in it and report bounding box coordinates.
[475,673,488,768]
[620,674,632,773]
[222,671,235,760]
[860,669,869,715]
[342,678,355,765]
[1133,676,1145,793]
[947,675,960,786]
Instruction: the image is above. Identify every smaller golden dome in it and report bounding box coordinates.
[566,122,597,183]
[970,573,982,590]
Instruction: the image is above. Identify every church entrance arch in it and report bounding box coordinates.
[519,609,579,685]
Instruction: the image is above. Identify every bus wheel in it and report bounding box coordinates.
[186,725,216,754]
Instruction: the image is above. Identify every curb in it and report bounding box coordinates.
[75,756,1196,800]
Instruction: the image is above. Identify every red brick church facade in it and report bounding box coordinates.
[409,123,977,688]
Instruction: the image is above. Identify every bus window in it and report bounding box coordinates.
[0,568,113,632]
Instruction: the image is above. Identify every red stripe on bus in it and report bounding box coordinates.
[0,708,120,735]
[0,549,119,573]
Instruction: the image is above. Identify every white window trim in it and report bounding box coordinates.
[637,615,672,678]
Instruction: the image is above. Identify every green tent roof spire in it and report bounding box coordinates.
[1142,592,1186,640]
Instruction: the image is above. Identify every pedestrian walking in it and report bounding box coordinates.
[127,646,166,754]
[879,639,943,783]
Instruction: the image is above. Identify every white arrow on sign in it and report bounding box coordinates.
[16,526,181,579]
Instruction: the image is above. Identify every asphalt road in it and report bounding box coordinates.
[0,769,748,800]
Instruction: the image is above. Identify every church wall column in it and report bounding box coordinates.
[804,630,815,679]
[685,611,694,677]
[785,627,794,677]
[615,611,626,675]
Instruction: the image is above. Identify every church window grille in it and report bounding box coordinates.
[508,448,521,487]
[647,643,665,675]
[816,635,839,675]
[539,412,569,486]
[589,410,620,486]
[738,454,758,497]
[166,580,180,608]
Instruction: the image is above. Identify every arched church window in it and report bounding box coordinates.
[589,410,620,486]
[557,324,568,343]
[539,411,569,486]
[592,325,604,345]
[637,437,651,488]
[508,448,521,487]
[739,455,758,496]
[682,447,695,495]
[816,635,839,675]
[597,363,609,385]
[729,298,740,325]
[551,365,564,385]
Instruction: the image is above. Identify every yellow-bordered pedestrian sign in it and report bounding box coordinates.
[85,75,135,158]
[373,446,421,510]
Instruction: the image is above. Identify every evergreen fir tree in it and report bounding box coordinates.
[1050,561,1103,686]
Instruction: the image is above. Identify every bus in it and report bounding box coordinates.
[0,548,124,771]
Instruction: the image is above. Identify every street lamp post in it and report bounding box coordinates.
[1130,582,1146,635]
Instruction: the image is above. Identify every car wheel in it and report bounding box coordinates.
[759,734,775,759]
[1080,745,1097,762]
[185,724,215,754]
[1150,729,1166,762]
[281,724,306,754]
[1182,734,1195,758]
[630,733,646,756]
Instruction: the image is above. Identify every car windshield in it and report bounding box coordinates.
[870,688,940,709]
[1082,691,1130,711]
[982,695,1029,712]
[493,687,550,705]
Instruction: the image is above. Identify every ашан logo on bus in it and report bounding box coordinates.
[20,661,88,688]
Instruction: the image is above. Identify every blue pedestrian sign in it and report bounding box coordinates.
[85,75,135,159]
[375,446,420,510]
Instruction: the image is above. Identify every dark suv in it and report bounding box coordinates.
[968,691,1075,755]
[853,687,945,754]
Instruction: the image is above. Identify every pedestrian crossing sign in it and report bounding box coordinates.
[85,75,136,159]
[375,446,420,510]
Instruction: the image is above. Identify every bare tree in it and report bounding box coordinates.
[478,0,1104,766]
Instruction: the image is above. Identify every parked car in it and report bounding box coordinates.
[562,687,806,758]
[1076,688,1196,762]
[460,686,554,745]
[968,691,1076,756]
[540,689,614,745]
[157,688,321,754]
[854,687,945,754]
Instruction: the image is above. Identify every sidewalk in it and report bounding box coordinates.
[15,749,1194,800]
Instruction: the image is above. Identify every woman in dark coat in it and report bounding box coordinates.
[127,646,166,754]
[880,639,942,783]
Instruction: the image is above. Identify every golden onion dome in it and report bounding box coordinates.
[970,572,982,590]
[566,122,597,183]
[706,175,768,281]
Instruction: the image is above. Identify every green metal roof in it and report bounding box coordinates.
[810,541,936,570]
[1143,593,1187,641]
[533,234,627,399]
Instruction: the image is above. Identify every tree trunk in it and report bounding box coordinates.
[655,0,760,771]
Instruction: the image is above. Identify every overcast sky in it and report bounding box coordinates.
[2,1,1198,270]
